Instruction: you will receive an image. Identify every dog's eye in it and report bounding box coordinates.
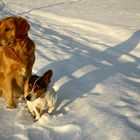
[34,84,41,90]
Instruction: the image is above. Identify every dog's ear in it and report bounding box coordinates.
[29,75,38,84]
[15,17,30,38]
[42,70,53,85]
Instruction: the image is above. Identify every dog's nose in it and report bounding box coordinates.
[26,94,31,101]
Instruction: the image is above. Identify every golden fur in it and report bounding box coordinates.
[0,16,35,108]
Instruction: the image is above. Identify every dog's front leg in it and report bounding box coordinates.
[5,77,16,108]
[27,101,35,116]
[25,62,34,98]
[24,65,33,98]
[48,106,55,114]
[24,77,29,98]
[33,106,41,121]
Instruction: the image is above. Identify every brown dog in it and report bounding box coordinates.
[0,16,35,108]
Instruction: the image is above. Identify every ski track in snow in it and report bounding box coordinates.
[0,0,140,140]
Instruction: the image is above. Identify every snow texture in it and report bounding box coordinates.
[0,0,140,139]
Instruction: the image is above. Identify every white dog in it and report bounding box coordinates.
[26,70,57,121]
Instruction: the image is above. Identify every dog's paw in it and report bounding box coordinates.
[33,118,38,122]
[48,107,54,114]
[14,93,21,98]
[6,103,16,109]
[19,95,25,102]
[33,116,41,122]
[6,100,16,109]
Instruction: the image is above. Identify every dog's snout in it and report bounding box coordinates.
[26,94,31,101]
[26,92,37,101]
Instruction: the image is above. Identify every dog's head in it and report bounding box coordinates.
[26,70,53,101]
[0,16,30,46]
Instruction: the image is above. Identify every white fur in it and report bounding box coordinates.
[27,84,57,121]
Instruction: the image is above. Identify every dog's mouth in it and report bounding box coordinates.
[0,39,7,46]
[0,39,15,46]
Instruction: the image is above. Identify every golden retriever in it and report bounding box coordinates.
[0,16,35,108]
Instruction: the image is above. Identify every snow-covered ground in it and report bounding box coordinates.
[0,0,140,139]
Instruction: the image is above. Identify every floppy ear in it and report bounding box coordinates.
[15,17,30,38]
[42,70,53,85]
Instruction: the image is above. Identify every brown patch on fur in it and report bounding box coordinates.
[36,88,46,98]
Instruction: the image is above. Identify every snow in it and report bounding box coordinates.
[0,0,140,139]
